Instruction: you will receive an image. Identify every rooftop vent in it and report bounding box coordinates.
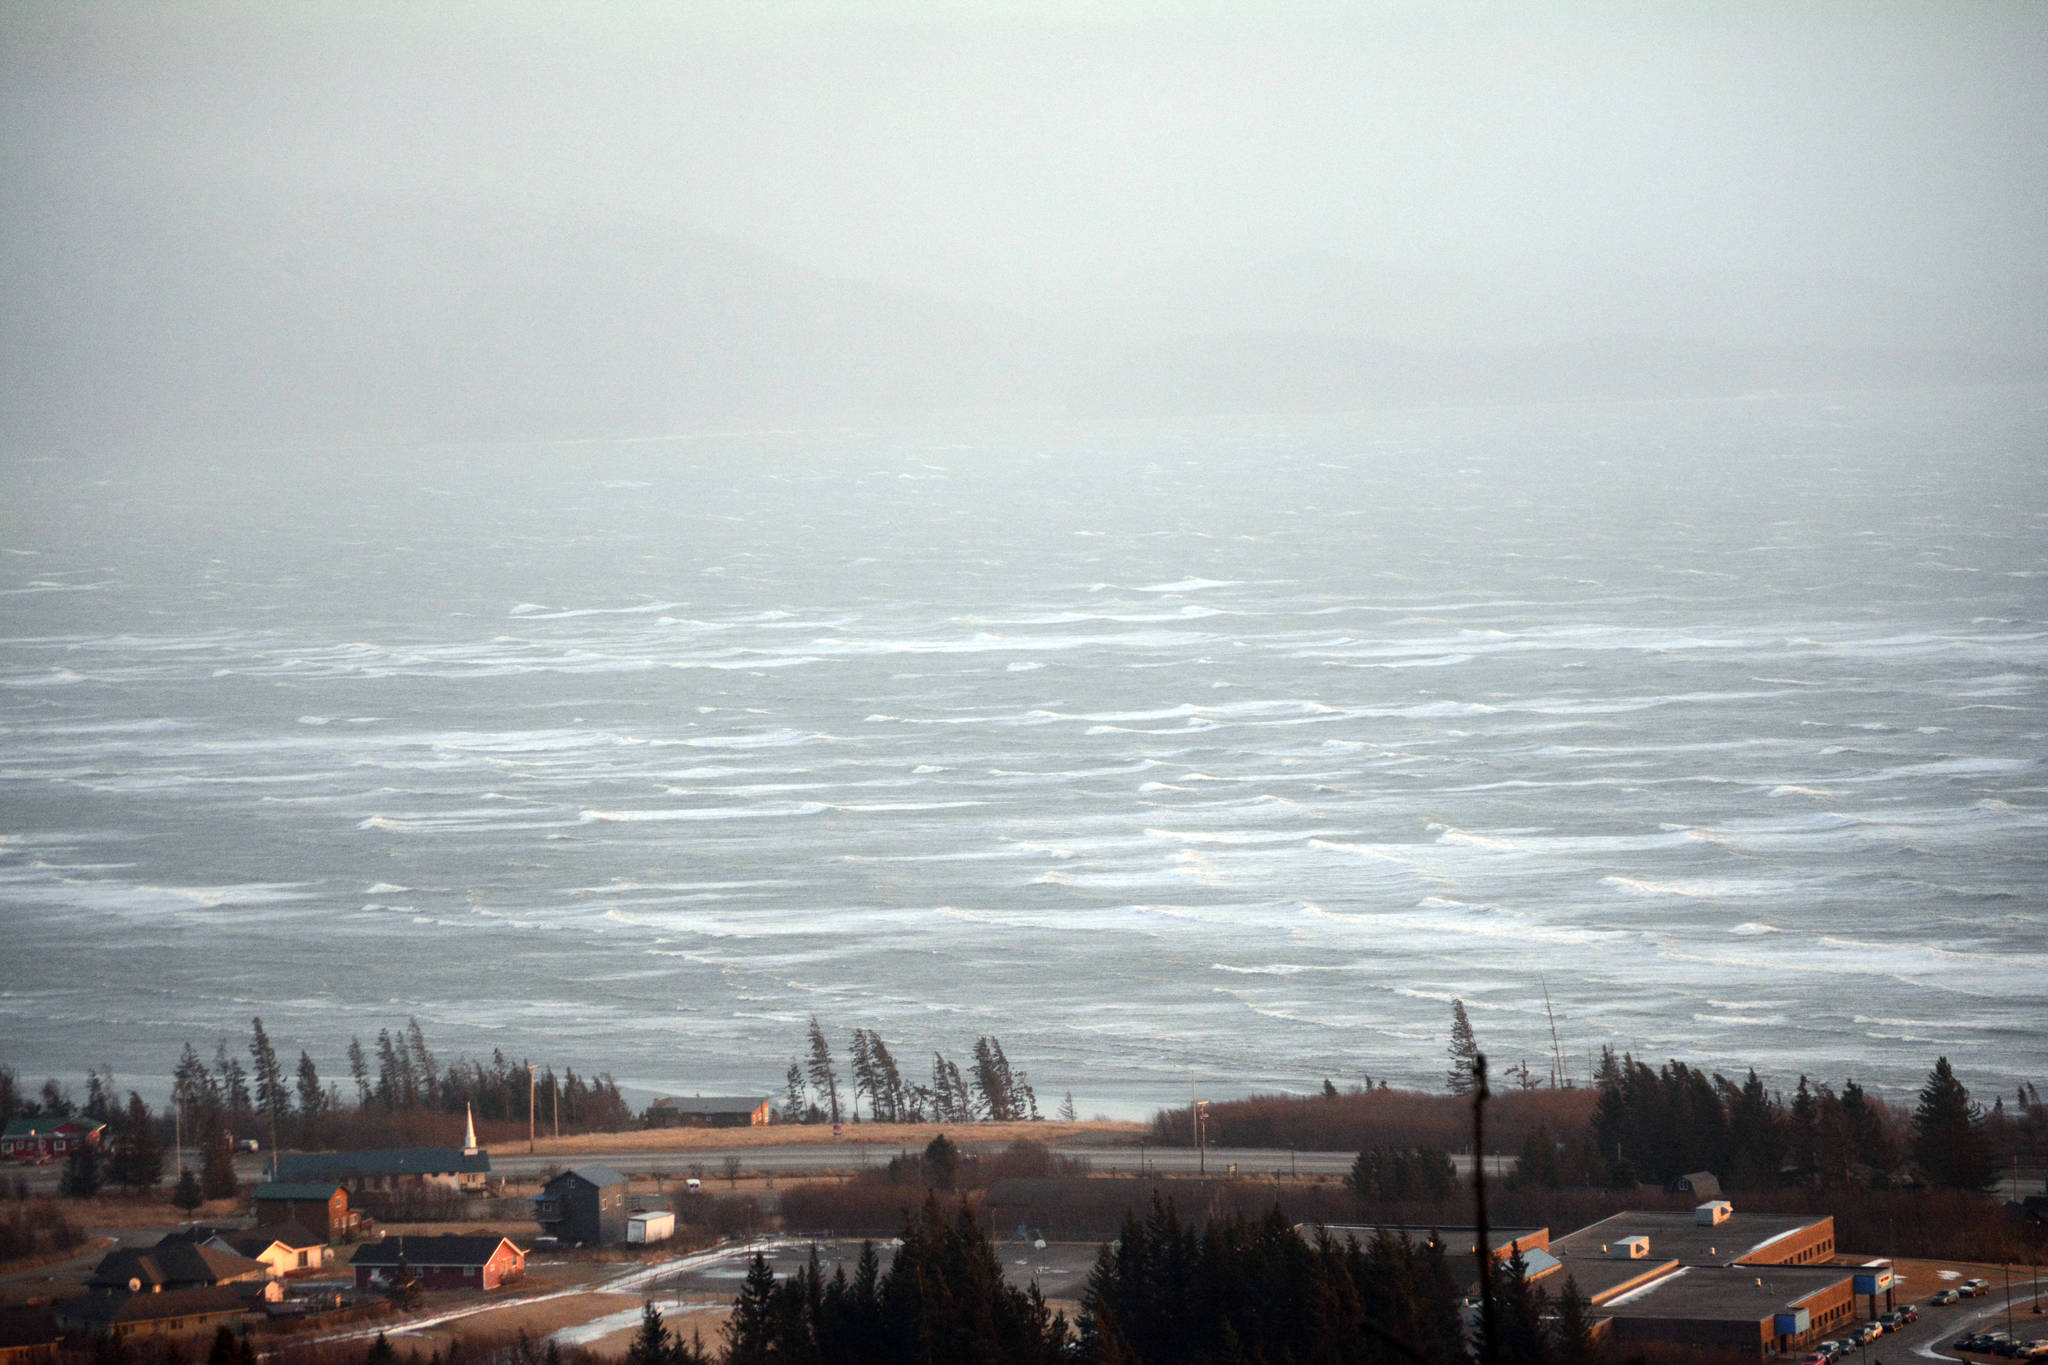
[1612,1236,1650,1260]
[1695,1201,1733,1226]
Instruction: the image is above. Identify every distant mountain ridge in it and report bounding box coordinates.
[4,186,2038,445]
[1,187,1066,444]
[1066,330,2042,419]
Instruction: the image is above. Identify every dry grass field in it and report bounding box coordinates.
[526,1118,1143,1157]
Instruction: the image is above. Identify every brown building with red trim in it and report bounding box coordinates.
[252,1181,357,1240]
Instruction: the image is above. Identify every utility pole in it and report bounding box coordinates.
[553,1081,559,1141]
[527,1064,537,1154]
[1541,976,1566,1088]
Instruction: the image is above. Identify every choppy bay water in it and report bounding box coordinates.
[2,389,2044,1116]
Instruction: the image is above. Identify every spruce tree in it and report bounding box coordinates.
[296,1052,326,1123]
[724,1253,780,1365]
[1553,1276,1599,1365]
[200,1113,239,1201]
[783,1062,806,1122]
[1913,1056,1993,1191]
[625,1301,675,1365]
[174,1042,218,1116]
[173,1167,204,1212]
[848,1029,876,1122]
[119,1092,163,1190]
[1447,999,1479,1096]
[59,1141,102,1198]
[923,1133,961,1191]
[249,1016,289,1128]
[805,1017,841,1125]
[347,1036,372,1108]
[867,1031,905,1122]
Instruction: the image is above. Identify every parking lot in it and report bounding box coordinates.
[648,1236,1101,1311]
[1785,1271,2048,1365]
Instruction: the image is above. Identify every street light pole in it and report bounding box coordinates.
[527,1064,537,1154]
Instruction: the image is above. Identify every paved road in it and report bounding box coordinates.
[479,1144,1514,1182]
[1806,1286,2048,1365]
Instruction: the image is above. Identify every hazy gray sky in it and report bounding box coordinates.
[6,1,2046,412]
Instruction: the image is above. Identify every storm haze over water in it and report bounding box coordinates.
[3,393,2044,1110]
[1,3,2045,1109]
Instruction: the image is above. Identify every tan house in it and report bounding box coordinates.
[645,1095,773,1128]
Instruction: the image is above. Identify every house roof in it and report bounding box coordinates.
[650,1095,770,1114]
[59,1286,244,1328]
[275,1147,490,1181]
[90,1242,267,1291]
[543,1163,628,1190]
[350,1234,521,1268]
[1,1117,103,1140]
[0,1304,60,1350]
[254,1181,348,1202]
[223,1222,325,1256]
[155,1225,233,1248]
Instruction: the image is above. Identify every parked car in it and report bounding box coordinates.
[1956,1335,1988,1352]
[1879,1312,1905,1332]
[1800,1352,1829,1365]
[1932,1290,1962,1306]
[1898,1306,1920,1324]
[2017,1341,2048,1360]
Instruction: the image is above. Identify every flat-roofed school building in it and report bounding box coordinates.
[1307,1202,1874,1363]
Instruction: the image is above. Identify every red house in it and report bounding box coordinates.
[350,1235,525,1293]
[1,1119,106,1164]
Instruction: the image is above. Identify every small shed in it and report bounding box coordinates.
[533,1164,629,1246]
[627,1210,674,1245]
[1670,1171,1723,1202]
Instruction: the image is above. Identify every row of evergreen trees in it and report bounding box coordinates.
[1346,1145,1459,1205]
[625,1196,1596,1365]
[160,1017,632,1139]
[1082,1199,1596,1365]
[1511,1050,2017,1193]
[786,1019,1040,1125]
